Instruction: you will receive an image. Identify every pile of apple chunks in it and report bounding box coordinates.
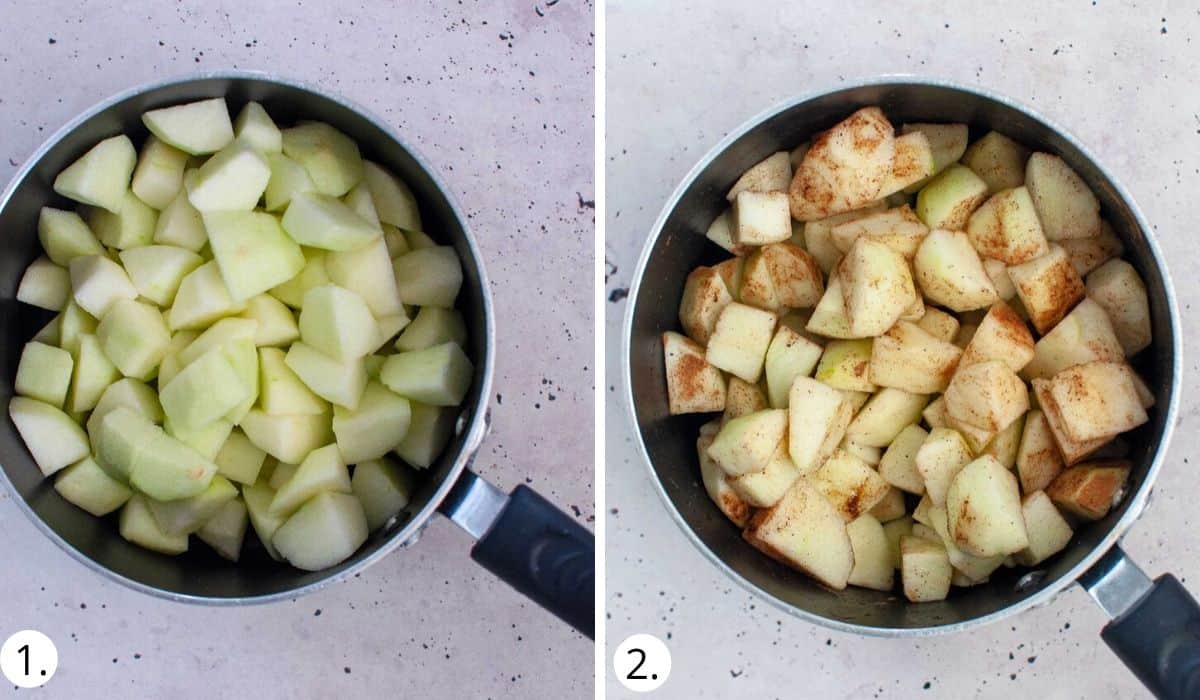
[9,97,474,571]
[664,107,1154,602]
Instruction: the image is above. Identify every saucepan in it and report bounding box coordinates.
[0,72,593,638]
[623,77,1194,695]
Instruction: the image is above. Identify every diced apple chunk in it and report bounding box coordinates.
[787,377,851,473]
[362,161,420,230]
[879,423,928,494]
[846,514,895,591]
[285,342,368,410]
[281,192,378,251]
[233,101,282,153]
[68,333,120,413]
[240,410,332,465]
[168,261,246,330]
[869,321,962,394]
[332,381,412,463]
[264,153,316,211]
[1061,221,1124,276]
[392,246,464,309]
[944,360,1028,433]
[789,107,895,221]
[962,131,1030,193]
[1085,260,1151,357]
[724,377,767,422]
[154,188,208,251]
[727,151,791,200]
[268,443,351,518]
[764,325,821,408]
[1008,245,1086,334]
[914,229,998,312]
[743,479,854,589]
[1015,491,1073,566]
[214,428,268,485]
[119,494,188,555]
[15,341,73,408]
[838,237,918,337]
[352,458,414,531]
[281,122,364,197]
[1021,298,1123,380]
[946,455,1028,557]
[707,409,787,477]
[379,342,473,407]
[160,345,251,431]
[324,236,404,318]
[53,134,136,213]
[243,482,284,560]
[54,456,133,516]
[1025,153,1100,240]
[204,210,305,301]
[697,432,751,527]
[845,388,929,448]
[661,332,725,414]
[901,535,952,602]
[916,164,988,230]
[733,191,791,245]
[678,265,733,344]
[815,338,875,392]
[1046,460,1131,520]
[705,302,776,383]
[960,301,1034,373]
[258,346,329,415]
[1016,409,1065,493]
[9,396,90,476]
[148,475,237,535]
[1031,378,1107,466]
[131,136,189,210]
[915,307,959,342]
[393,402,456,469]
[1046,361,1147,442]
[812,449,890,521]
[965,186,1048,265]
[915,427,973,506]
[830,204,929,259]
[273,491,368,571]
[142,98,234,155]
[704,209,741,255]
[879,132,936,197]
[118,245,204,307]
[38,207,104,265]
[726,442,800,508]
[96,299,170,380]
[805,270,855,339]
[197,497,249,562]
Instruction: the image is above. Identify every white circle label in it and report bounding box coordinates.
[1,630,57,688]
[613,633,671,692]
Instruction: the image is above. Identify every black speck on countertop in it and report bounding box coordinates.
[577,192,595,209]
[47,37,56,44]
[313,609,322,617]
[923,681,931,690]
[608,288,628,303]
[730,669,742,678]
[570,504,581,517]
[344,666,351,674]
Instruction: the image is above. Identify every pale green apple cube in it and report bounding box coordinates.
[280,191,379,251]
[118,245,204,306]
[68,333,120,412]
[281,122,364,197]
[52,134,136,213]
[240,409,333,465]
[371,313,411,353]
[342,182,382,230]
[9,396,89,476]
[393,401,456,469]
[59,302,98,355]
[93,406,157,481]
[86,378,162,451]
[38,207,104,265]
[160,345,251,431]
[96,299,170,380]
[233,101,282,153]
[243,482,284,560]
[176,318,257,367]
[164,414,233,461]
[220,339,259,424]
[54,456,133,516]
[268,443,351,518]
[352,457,414,531]
[142,98,234,155]
[129,427,219,501]
[69,254,138,318]
[298,285,379,360]
[259,346,329,415]
[204,210,304,301]
[268,461,298,490]
[333,381,412,464]
[87,190,158,249]
[167,261,246,330]
[148,474,237,535]
[131,135,189,209]
[272,491,368,571]
[395,307,467,352]
[15,341,73,408]
[119,494,188,555]
[284,342,368,409]
[380,342,473,406]
[214,428,267,485]
[153,189,208,251]
[186,141,271,212]
[325,236,403,317]
[268,248,329,308]
[239,294,298,346]
[16,256,69,311]
[263,152,316,211]
[363,161,421,231]
[392,246,462,308]
[196,496,248,562]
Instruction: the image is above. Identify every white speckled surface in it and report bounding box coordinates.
[605,2,1196,698]
[0,2,593,698]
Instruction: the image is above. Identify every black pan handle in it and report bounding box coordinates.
[1079,545,1200,699]
[440,470,594,638]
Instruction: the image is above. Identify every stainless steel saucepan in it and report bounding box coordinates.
[0,72,593,638]
[623,77,1196,696]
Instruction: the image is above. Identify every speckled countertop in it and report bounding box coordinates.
[605,2,1198,698]
[0,1,594,698]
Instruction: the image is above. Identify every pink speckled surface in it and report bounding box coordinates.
[0,1,594,698]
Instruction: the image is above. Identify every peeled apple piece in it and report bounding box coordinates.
[263,153,316,211]
[119,494,188,555]
[284,342,368,410]
[187,141,271,212]
[54,456,133,516]
[213,428,268,485]
[204,209,305,301]
[86,190,158,249]
[9,396,90,476]
[233,101,282,153]
[131,135,189,210]
[259,346,330,416]
[128,427,219,501]
[142,98,234,155]
[380,342,474,406]
[363,161,421,230]
[196,497,249,562]
[96,298,171,380]
[37,207,104,265]
[15,341,73,409]
[343,182,382,230]
[118,245,205,307]
[239,294,299,347]
[298,284,379,360]
[324,236,404,317]
[240,410,333,465]
[332,381,412,464]
[154,189,208,251]
[168,261,246,331]
[147,475,237,535]
[52,134,136,213]
[351,458,413,531]
[395,307,468,352]
[268,443,351,518]
[281,191,379,251]
[281,122,364,197]
[68,334,121,413]
[16,256,69,311]
[393,402,456,469]
[243,482,285,561]
[159,345,251,431]
[273,491,369,571]
[392,246,463,308]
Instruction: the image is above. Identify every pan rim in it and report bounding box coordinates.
[0,69,496,605]
[620,73,1182,637]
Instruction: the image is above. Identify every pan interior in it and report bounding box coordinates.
[627,82,1177,631]
[0,76,490,600]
